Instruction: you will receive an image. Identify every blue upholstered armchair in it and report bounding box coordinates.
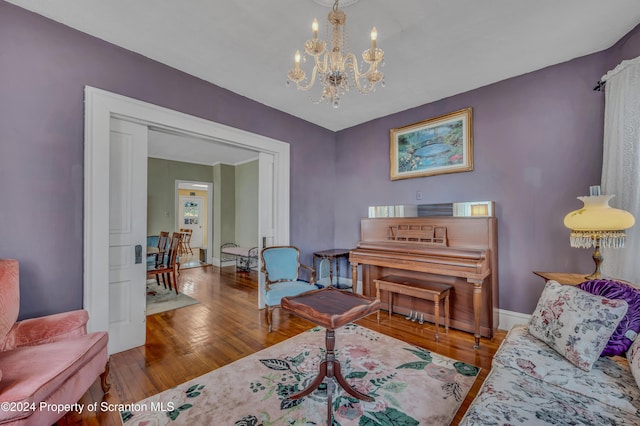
[261,246,316,332]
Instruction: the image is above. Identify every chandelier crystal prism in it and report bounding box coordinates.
[286,0,385,108]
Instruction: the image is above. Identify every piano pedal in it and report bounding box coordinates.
[418,313,424,325]
[405,310,413,320]
[411,312,418,322]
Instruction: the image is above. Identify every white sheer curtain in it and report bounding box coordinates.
[601,56,640,283]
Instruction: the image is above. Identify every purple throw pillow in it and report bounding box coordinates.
[577,279,640,357]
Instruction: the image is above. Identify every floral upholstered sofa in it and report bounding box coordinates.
[460,280,640,425]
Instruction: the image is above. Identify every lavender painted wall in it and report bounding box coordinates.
[336,23,640,315]
[607,23,640,70]
[0,2,335,319]
[1,1,639,320]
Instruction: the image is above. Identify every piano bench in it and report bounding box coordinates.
[374,275,452,341]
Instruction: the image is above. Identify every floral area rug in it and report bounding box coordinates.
[121,324,480,425]
[146,279,198,315]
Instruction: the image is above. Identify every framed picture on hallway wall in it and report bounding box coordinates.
[390,108,473,180]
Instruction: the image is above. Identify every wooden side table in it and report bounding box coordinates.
[313,249,350,288]
[533,271,587,286]
[281,287,380,424]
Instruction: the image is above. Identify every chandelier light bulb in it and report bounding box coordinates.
[370,27,377,50]
[312,18,319,39]
[294,50,301,67]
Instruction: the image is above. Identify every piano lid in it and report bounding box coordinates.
[368,201,494,218]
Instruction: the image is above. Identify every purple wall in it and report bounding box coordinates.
[1,0,639,319]
[0,2,335,319]
[336,22,640,314]
[607,23,640,70]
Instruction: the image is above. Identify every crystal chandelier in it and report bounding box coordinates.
[286,0,385,108]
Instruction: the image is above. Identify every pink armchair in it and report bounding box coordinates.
[0,259,109,425]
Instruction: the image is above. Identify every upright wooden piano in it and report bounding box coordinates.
[350,215,498,348]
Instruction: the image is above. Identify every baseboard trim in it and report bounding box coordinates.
[212,258,236,268]
[498,309,530,331]
[306,277,530,331]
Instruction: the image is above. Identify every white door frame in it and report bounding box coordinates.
[84,86,290,334]
[176,180,213,262]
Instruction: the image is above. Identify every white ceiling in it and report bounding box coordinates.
[147,128,258,166]
[8,1,640,137]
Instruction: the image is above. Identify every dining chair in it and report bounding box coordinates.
[260,246,317,332]
[147,236,181,294]
[171,232,183,273]
[154,231,169,267]
[179,228,194,255]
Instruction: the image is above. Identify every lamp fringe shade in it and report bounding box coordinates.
[569,231,627,249]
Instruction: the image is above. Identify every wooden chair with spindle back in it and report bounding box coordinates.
[147,236,181,294]
[179,228,194,255]
[155,231,169,267]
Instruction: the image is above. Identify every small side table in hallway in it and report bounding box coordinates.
[313,248,350,288]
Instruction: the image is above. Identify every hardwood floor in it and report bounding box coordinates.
[58,265,505,425]
[178,247,209,269]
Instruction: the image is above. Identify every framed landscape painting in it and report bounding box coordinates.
[390,108,473,180]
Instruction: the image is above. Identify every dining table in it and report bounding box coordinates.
[147,246,161,266]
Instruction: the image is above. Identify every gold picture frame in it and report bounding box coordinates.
[390,108,473,180]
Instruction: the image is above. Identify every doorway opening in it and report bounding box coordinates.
[84,86,290,353]
[176,180,212,268]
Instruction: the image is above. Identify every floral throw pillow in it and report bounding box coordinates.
[528,280,628,371]
[628,335,640,390]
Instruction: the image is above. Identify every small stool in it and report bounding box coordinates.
[374,275,452,341]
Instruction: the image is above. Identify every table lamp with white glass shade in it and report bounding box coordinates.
[563,194,635,279]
